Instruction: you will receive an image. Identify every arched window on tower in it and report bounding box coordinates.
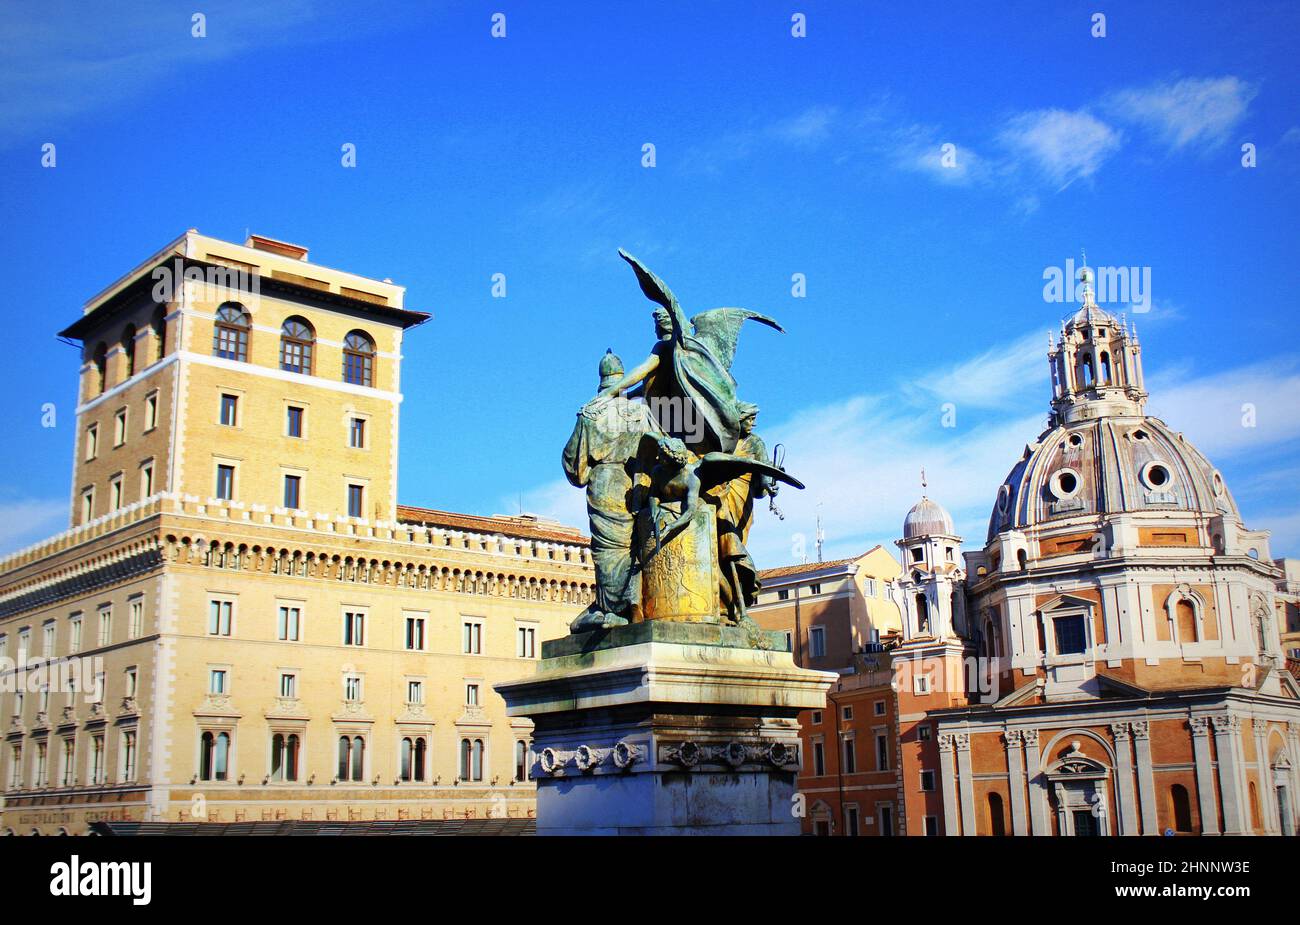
[92,343,108,395]
[1176,599,1199,643]
[150,305,167,362]
[987,792,1006,836]
[1099,351,1112,385]
[279,317,315,375]
[213,303,250,362]
[342,330,375,387]
[1080,355,1095,387]
[1169,784,1193,832]
[120,325,136,379]
[915,593,930,635]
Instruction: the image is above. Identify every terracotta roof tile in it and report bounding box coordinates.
[396,504,588,545]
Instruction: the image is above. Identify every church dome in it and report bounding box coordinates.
[904,496,955,539]
[987,415,1240,542]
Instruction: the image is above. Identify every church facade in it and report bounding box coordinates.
[891,269,1300,836]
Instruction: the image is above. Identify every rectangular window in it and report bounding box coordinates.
[97,608,111,647]
[876,733,889,770]
[114,408,127,446]
[349,417,366,449]
[919,769,936,792]
[812,740,825,776]
[35,742,48,787]
[865,578,876,597]
[109,475,123,510]
[128,597,143,638]
[407,680,423,705]
[68,616,82,653]
[81,488,94,523]
[404,616,425,651]
[874,700,886,716]
[1054,614,1087,655]
[918,724,932,741]
[209,669,227,694]
[277,605,301,642]
[462,620,482,655]
[42,622,55,657]
[208,600,232,636]
[347,483,364,518]
[283,474,301,510]
[90,735,105,785]
[121,731,137,782]
[85,424,98,460]
[465,683,480,706]
[842,736,856,773]
[344,675,362,702]
[144,392,158,431]
[8,744,20,789]
[286,405,303,438]
[809,625,826,658]
[517,624,536,659]
[215,464,235,500]
[879,804,894,837]
[777,588,790,601]
[924,816,939,836]
[809,583,822,595]
[343,611,365,646]
[124,667,138,698]
[140,461,154,498]
[845,805,859,837]
[279,673,297,698]
[841,705,853,721]
[219,393,238,427]
[782,630,793,652]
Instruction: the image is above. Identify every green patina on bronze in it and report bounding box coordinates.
[562,251,804,641]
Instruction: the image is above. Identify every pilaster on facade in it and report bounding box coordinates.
[1004,729,1028,836]
[1188,714,1220,835]
[937,732,960,836]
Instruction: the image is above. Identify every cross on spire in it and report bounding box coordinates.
[920,467,928,496]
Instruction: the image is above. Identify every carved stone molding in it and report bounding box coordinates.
[1110,722,1132,742]
[1211,713,1241,734]
[937,733,955,753]
[1004,729,1024,748]
[1189,715,1212,737]
[1021,729,1039,747]
[1129,720,1149,741]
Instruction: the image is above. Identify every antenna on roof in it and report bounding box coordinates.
[815,503,824,564]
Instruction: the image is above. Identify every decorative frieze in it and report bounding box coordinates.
[658,739,799,771]
[536,740,645,776]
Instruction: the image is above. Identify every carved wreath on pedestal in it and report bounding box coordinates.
[537,740,645,776]
[659,739,800,771]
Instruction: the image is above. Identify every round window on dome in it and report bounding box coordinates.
[1132,429,1148,441]
[1049,468,1082,500]
[1212,470,1225,497]
[1141,461,1173,490]
[1067,433,1083,447]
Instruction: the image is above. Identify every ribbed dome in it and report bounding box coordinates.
[987,415,1239,542]
[904,496,955,539]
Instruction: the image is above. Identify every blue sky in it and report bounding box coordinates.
[1,0,1298,567]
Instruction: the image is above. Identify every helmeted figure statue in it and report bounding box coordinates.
[562,350,661,631]
[567,252,803,633]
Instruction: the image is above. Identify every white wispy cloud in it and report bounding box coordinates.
[1108,76,1257,151]
[770,105,839,147]
[0,499,69,556]
[888,124,987,186]
[998,109,1123,190]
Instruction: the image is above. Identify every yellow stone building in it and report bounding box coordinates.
[0,231,594,834]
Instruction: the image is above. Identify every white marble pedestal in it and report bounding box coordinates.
[494,621,836,836]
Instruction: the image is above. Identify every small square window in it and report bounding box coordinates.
[841,705,853,721]
[465,683,480,706]
[283,474,302,510]
[279,673,297,698]
[209,669,227,694]
[219,394,238,427]
[874,700,886,716]
[918,724,932,741]
[920,769,936,792]
[215,464,235,501]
